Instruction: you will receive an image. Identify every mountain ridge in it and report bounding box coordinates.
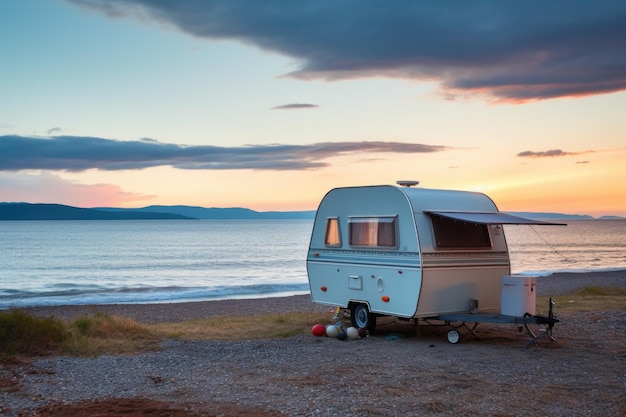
[0,202,315,220]
[0,202,622,220]
[96,205,316,220]
[0,203,191,220]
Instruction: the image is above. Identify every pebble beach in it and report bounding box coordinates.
[2,270,625,417]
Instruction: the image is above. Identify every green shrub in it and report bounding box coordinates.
[73,316,94,336]
[0,310,68,356]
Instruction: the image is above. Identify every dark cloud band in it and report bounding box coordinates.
[0,135,447,172]
[68,0,626,102]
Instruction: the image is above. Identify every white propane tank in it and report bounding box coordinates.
[500,275,536,316]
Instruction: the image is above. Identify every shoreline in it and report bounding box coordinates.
[19,269,626,324]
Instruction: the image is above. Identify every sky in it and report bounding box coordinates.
[1,0,625,217]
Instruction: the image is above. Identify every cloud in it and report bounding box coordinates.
[0,135,448,172]
[68,0,626,102]
[271,103,319,110]
[0,172,155,207]
[517,149,595,158]
[46,127,63,135]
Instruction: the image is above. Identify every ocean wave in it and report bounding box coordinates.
[0,283,311,309]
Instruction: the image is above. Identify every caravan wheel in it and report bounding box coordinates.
[447,329,460,344]
[350,303,376,333]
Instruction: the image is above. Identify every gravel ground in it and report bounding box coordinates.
[2,270,625,417]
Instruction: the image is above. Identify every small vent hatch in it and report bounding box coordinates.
[396,180,419,187]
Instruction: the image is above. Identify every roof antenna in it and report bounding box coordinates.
[396,180,419,187]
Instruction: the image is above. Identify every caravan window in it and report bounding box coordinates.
[431,215,491,248]
[348,216,397,248]
[324,218,341,246]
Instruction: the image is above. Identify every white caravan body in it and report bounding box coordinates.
[306,184,555,324]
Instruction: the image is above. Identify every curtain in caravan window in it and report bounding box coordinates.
[349,217,397,248]
[377,218,396,246]
[349,219,371,246]
[324,218,341,246]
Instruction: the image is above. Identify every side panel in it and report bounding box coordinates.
[415,210,512,316]
[416,261,510,316]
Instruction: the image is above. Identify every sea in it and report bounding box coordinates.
[1,219,625,309]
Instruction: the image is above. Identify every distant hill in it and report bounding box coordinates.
[0,203,316,220]
[505,211,596,220]
[0,202,622,221]
[96,205,317,220]
[0,203,192,220]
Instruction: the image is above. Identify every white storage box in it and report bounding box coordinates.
[500,275,536,316]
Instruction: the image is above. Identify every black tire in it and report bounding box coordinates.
[350,303,376,333]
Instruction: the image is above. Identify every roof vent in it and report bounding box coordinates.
[396,180,419,187]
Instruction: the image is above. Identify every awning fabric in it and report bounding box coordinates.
[426,211,566,226]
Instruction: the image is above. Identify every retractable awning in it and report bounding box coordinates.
[426,211,566,226]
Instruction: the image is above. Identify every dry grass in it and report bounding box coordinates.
[1,311,333,359]
[537,286,626,315]
[152,312,331,341]
[63,313,162,356]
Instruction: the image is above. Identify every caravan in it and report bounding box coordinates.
[306,181,563,335]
